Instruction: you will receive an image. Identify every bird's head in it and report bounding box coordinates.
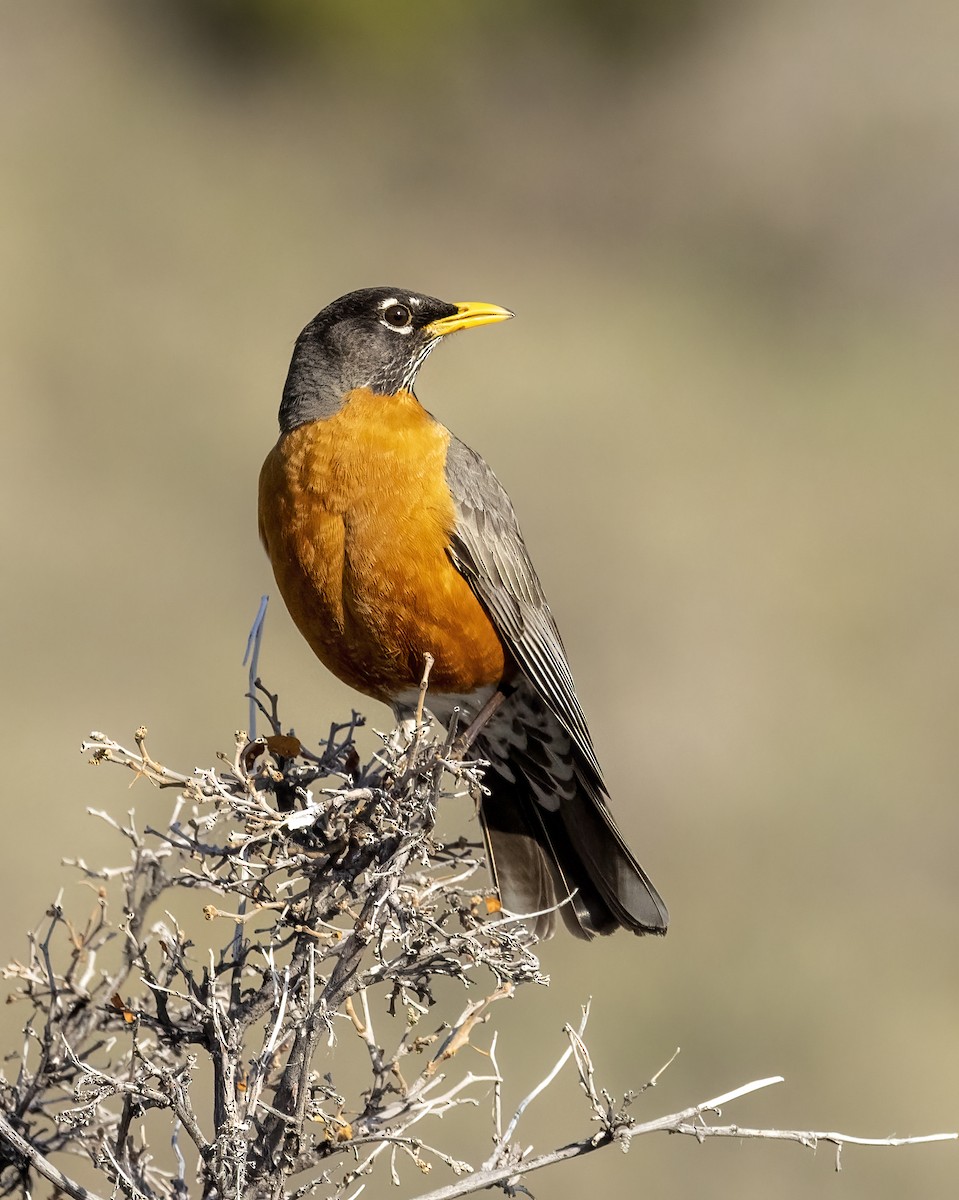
[278,286,513,433]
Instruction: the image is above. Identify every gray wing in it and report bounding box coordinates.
[443,433,604,782]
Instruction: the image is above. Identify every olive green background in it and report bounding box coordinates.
[2,1,957,1196]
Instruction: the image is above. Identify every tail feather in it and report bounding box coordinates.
[478,786,558,941]
[477,741,668,940]
[558,763,668,934]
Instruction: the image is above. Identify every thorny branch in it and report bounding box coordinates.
[0,680,953,1199]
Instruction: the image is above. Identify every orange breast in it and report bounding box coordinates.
[258,388,506,703]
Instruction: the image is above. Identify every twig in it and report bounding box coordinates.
[2,696,950,1200]
[0,1112,108,1200]
[415,653,434,732]
[497,1003,588,1151]
[408,1075,957,1200]
[243,595,270,737]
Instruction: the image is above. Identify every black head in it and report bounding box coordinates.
[278,286,513,434]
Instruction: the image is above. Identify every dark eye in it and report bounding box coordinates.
[383,304,412,328]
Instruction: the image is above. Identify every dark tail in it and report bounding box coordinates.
[475,741,669,940]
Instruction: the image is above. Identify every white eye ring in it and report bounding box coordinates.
[378,298,413,333]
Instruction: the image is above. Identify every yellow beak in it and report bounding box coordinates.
[425,301,514,338]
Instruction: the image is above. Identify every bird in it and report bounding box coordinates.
[258,286,668,939]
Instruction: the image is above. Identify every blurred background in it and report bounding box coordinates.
[2,0,957,1195]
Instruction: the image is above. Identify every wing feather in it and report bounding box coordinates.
[443,434,603,780]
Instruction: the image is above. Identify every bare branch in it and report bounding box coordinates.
[0,690,951,1200]
[408,1074,956,1200]
[0,1112,108,1200]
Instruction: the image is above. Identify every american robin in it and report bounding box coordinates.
[258,287,668,939]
